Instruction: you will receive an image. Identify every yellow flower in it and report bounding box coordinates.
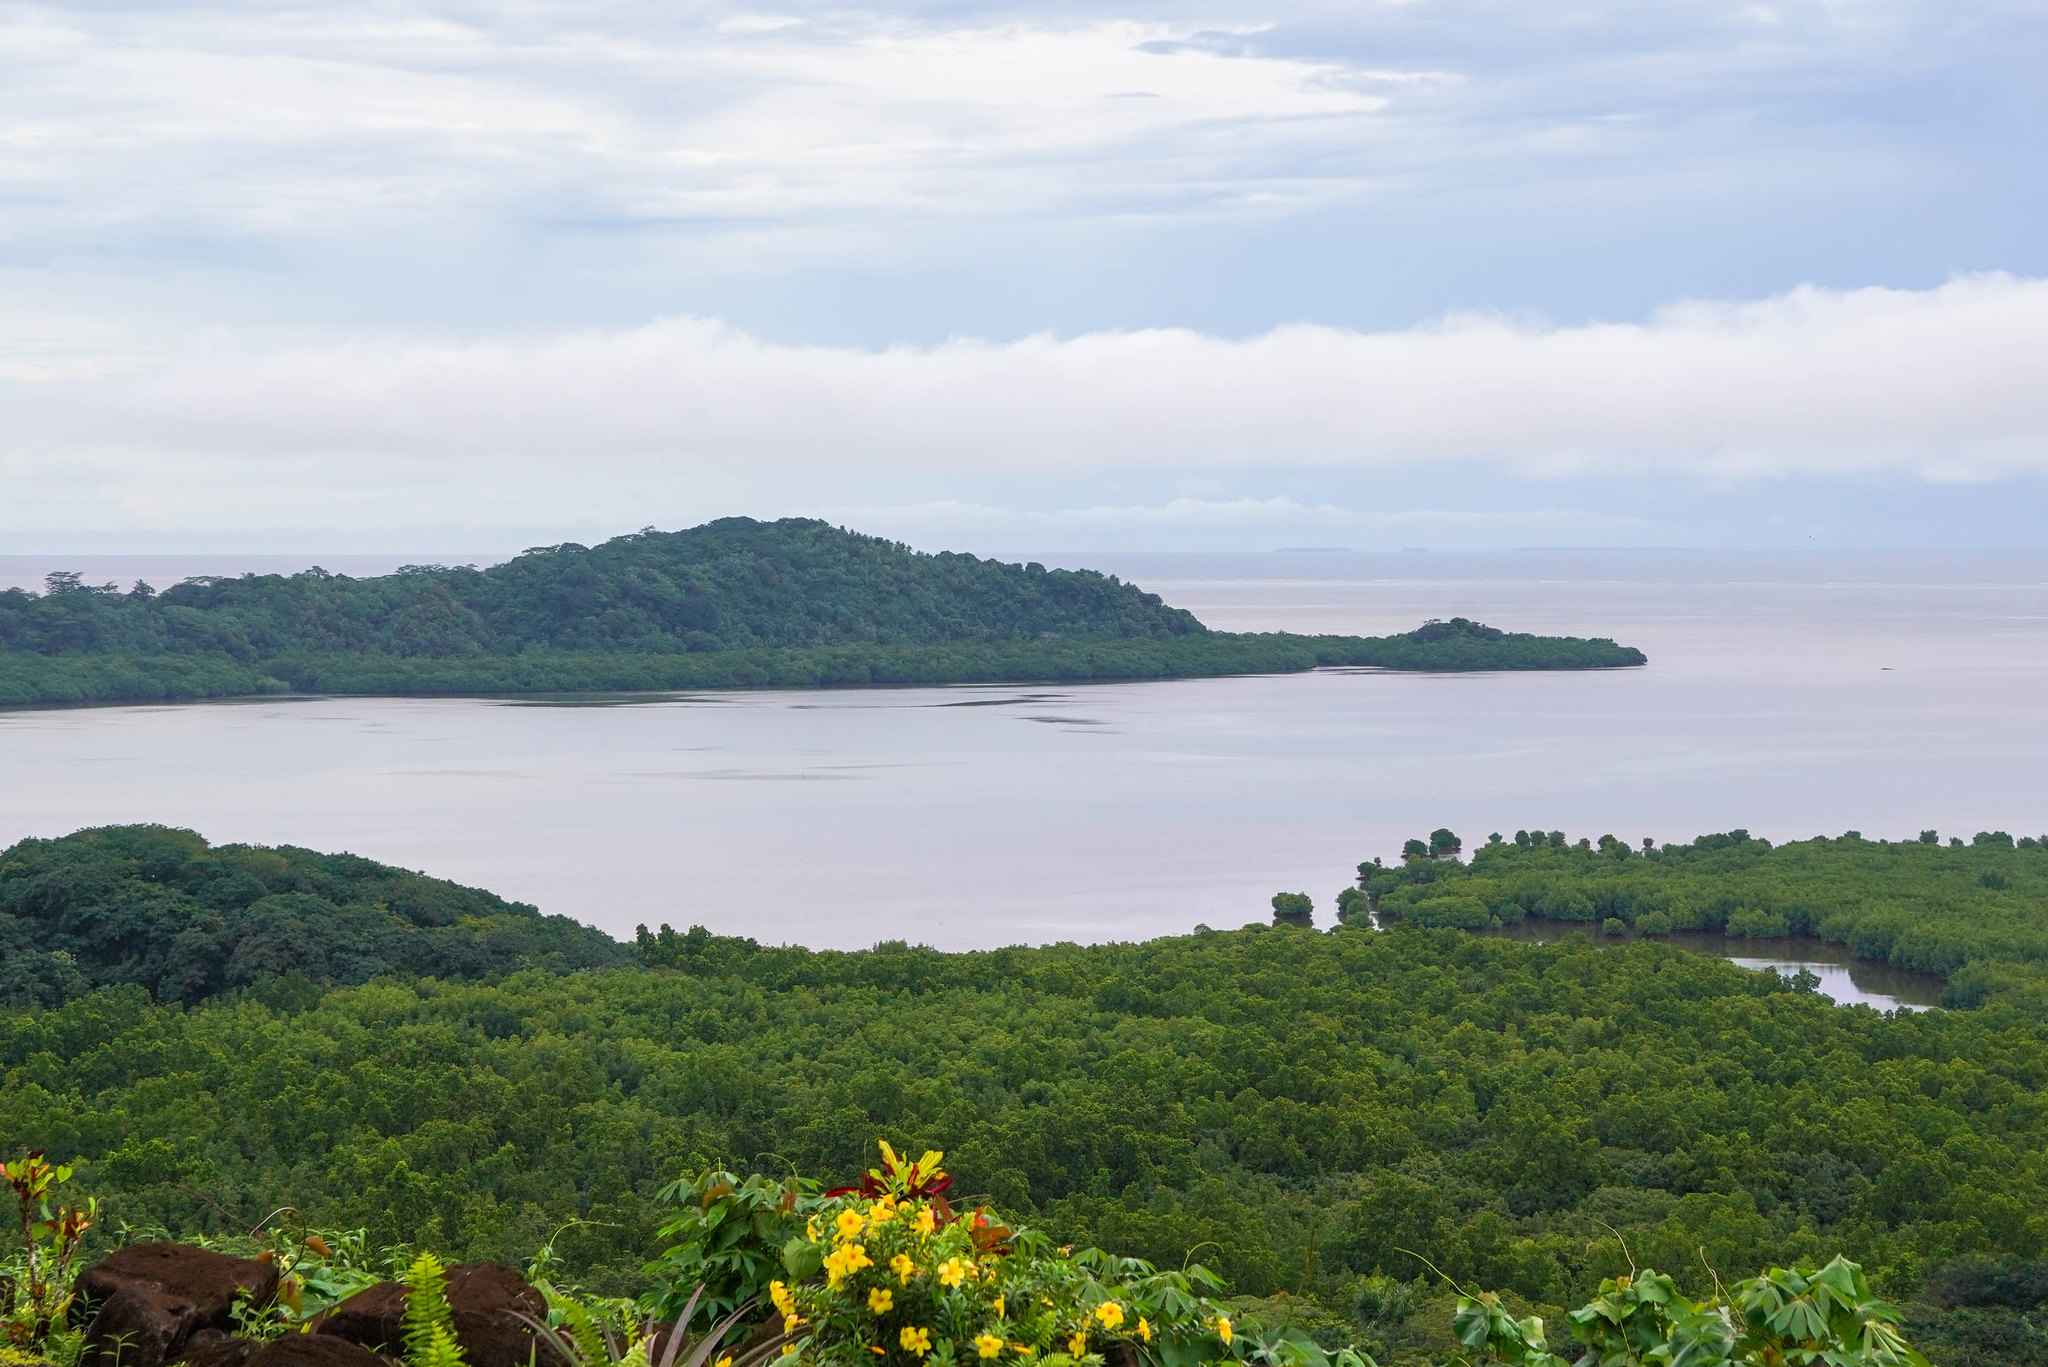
[836,1209,869,1243]
[784,1315,804,1334]
[824,1242,873,1288]
[807,1216,822,1241]
[1009,1345,1033,1357]
[1216,1317,1233,1346]
[869,1350,885,1357]
[900,1327,933,1358]
[912,1206,937,1235]
[1136,1319,1151,1344]
[869,1289,895,1314]
[1093,1303,1124,1331]
[937,1258,968,1289]
[891,1254,918,1285]
[770,1281,796,1317]
[714,1357,731,1367]
[974,1335,1005,1360]
[868,1197,899,1229]
[993,1297,1005,1320]
[1068,1332,1087,1357]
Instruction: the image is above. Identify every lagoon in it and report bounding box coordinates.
[2,551,2045,984]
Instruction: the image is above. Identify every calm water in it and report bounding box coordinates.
[2,553,2045,988]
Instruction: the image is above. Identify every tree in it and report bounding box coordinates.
[1429,829,1462,858]
[1270,892,1314,927]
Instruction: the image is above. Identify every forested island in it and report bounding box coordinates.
[8,823,2048,1367]
[0,519,1645,707]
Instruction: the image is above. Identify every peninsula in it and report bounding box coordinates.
[0,518,1646,707]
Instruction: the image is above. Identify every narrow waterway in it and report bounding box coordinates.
[1471,920,1944,1010]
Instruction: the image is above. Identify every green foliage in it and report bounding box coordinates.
[1456,1255,1925,1367]
[0,521,1643,709]
[404,1251,469,1367]
[0,824,630,1007]
[12,909,2048,1322]
[1364,827,2048,1007]
[641,1169,822,1330]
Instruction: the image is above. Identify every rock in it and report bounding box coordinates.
[314,1264,560,1367]
[176,1331,263,1367]
[247,1338,391,1367]
[81,1284,208,1367]
[76,1244,281,1331]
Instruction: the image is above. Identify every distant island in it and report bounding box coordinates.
[0,517,1646,707]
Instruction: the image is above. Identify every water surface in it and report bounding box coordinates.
[2,552,2044,956]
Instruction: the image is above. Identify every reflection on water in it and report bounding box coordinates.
[1472,920,1943,1011]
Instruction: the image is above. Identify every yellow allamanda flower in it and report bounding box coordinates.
[1093,1303,1124,1330]
[1068,1332,1087,1357]
[867,1197,899,1229]
[714,1358,731,1367]
[869,1289,894,1314]
[891,1254,918,1285]
[824,1242,874,1288]
[912,1206,937,1235]
[807,1217,822,1240]
[993,1297,1005,1320]
[1215,1317,1233,1346]
[836,1208,869,1243]
[1009,1345,1033,1357]
[900,1327,933,1358]
[784,1315,803,1334]
[1135,1319,1151,1344]
[937,1258,969,1289]
[974,1335,1004,1360]
[769,1281,796,1317]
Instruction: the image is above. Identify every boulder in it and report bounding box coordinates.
[81,1284,208,1367]
[248,1338,392,1367]
[176,1333,263,1367]
[76,1244,281,1331]
[314,1263,559,1367]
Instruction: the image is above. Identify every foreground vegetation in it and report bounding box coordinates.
[1355,828,2048,1010]
[0,520,1643,707]
[6,1142,1933,1367]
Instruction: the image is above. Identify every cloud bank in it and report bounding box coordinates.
[2,273,2044,544]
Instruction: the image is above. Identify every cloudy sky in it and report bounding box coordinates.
[3,0,2044,552]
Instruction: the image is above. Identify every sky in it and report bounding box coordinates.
[2,0,2045,553]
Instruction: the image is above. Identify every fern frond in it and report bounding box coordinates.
[403,1253,468,1367]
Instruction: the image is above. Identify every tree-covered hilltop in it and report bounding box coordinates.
[0,520,1645,707]
[1352,827,2048,1009]
[1,520,1204,659]
[0,825,631,1008]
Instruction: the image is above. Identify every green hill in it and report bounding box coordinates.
[0,824,631,1007]
[0,518,1645,707]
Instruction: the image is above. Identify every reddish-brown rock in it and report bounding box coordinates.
[76,1244,281,1331]
[248,1336,393,1367]
[81,1283,209,1367]
[314,1263,559,1367]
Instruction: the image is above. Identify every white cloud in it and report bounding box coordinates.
[2,273,2043,540]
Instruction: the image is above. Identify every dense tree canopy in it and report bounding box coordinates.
[0,825,629,1008]
[0,521,1644,707]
